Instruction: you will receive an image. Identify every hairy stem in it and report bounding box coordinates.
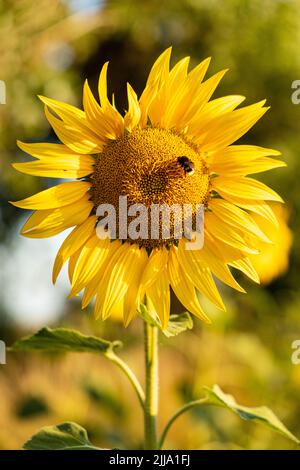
[144,322,159,450]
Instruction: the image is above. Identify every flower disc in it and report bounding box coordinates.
[92,127,210,247]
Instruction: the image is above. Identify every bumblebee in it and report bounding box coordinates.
[177,156,195,176]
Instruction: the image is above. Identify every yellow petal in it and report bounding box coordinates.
[145,48,172,88]
[173,69,228,130]
[20,195,93,238]
[16,140,96,160]
[200,95,245,119]
[200,233,245,292]
[105,297,125,322]
[177,239,225,310]
[53,215,97,283]
[146,270,170,329]
[139,48,172,127]
[82,272,103,308]
[211,157,286,176]
[40,95,104,145]
[12,159,94,179]
[139,79,159,128]
[211,144,281,161]
[168,246,211,323]
[124,83,141,131]
[15,141,94,178]
[209,145,284,176]
[11,181,91,210]
[161,57,200,128]
[81,241,121,308]
[188,95,245,137]
[39,95,86,119]
[205,212,259,254]
[209,199,271,243]
[94,243,142,320]
[168,57,190,84]
[149,56,190,127]
[229,257,260,283]
[98,61,110,107]
[83,80,114,139]
[212,176,283,202]
[198,101,268,151]
[186,57,211,82]
[97,62,124,135]
[206,233,259,283]
[70,235,111,296]
[44,106,103,154]
[68,249,81,284]
[139,247,168,298]
[123,247,148,326]
[83,80,123,139]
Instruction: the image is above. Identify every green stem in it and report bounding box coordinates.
[106,350,145,409]
[144,321,159,450]
[159,397,208,449]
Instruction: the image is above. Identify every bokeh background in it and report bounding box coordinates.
[1,0,300,450]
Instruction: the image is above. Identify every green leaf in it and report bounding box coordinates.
[23,422,104,450]
[138,303,159,327]
[139,303,193,337]
[163,312,193,338]
[204,384,299,445]
[9,327,122,355]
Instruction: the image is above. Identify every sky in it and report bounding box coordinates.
[0,219,72,328]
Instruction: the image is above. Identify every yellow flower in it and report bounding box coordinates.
[12,48,286,327]
[248,203,292,284]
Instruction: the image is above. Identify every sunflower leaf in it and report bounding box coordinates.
[204,384,299,444]
[139,304,193,337]
[23,422,104,450]
[163,312,193,337]
[9,327,122,355]
[138,303,160,327]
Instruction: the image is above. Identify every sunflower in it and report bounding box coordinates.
[12,48,286,328]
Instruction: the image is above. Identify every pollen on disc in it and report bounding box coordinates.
[91,128,210,248]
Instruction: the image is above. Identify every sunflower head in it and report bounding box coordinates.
[12,48,286,328]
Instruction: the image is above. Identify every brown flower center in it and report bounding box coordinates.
[91,127,210,248]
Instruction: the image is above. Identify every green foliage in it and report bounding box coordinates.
[163,313,193,338]
[138,303,158,327]
[204,385,299,445]
[9,327,122,355]
[16,395,49,419]
[23,422,103,450]
[139,304,193,337]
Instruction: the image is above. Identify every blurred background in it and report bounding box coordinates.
[1,0,300,450]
